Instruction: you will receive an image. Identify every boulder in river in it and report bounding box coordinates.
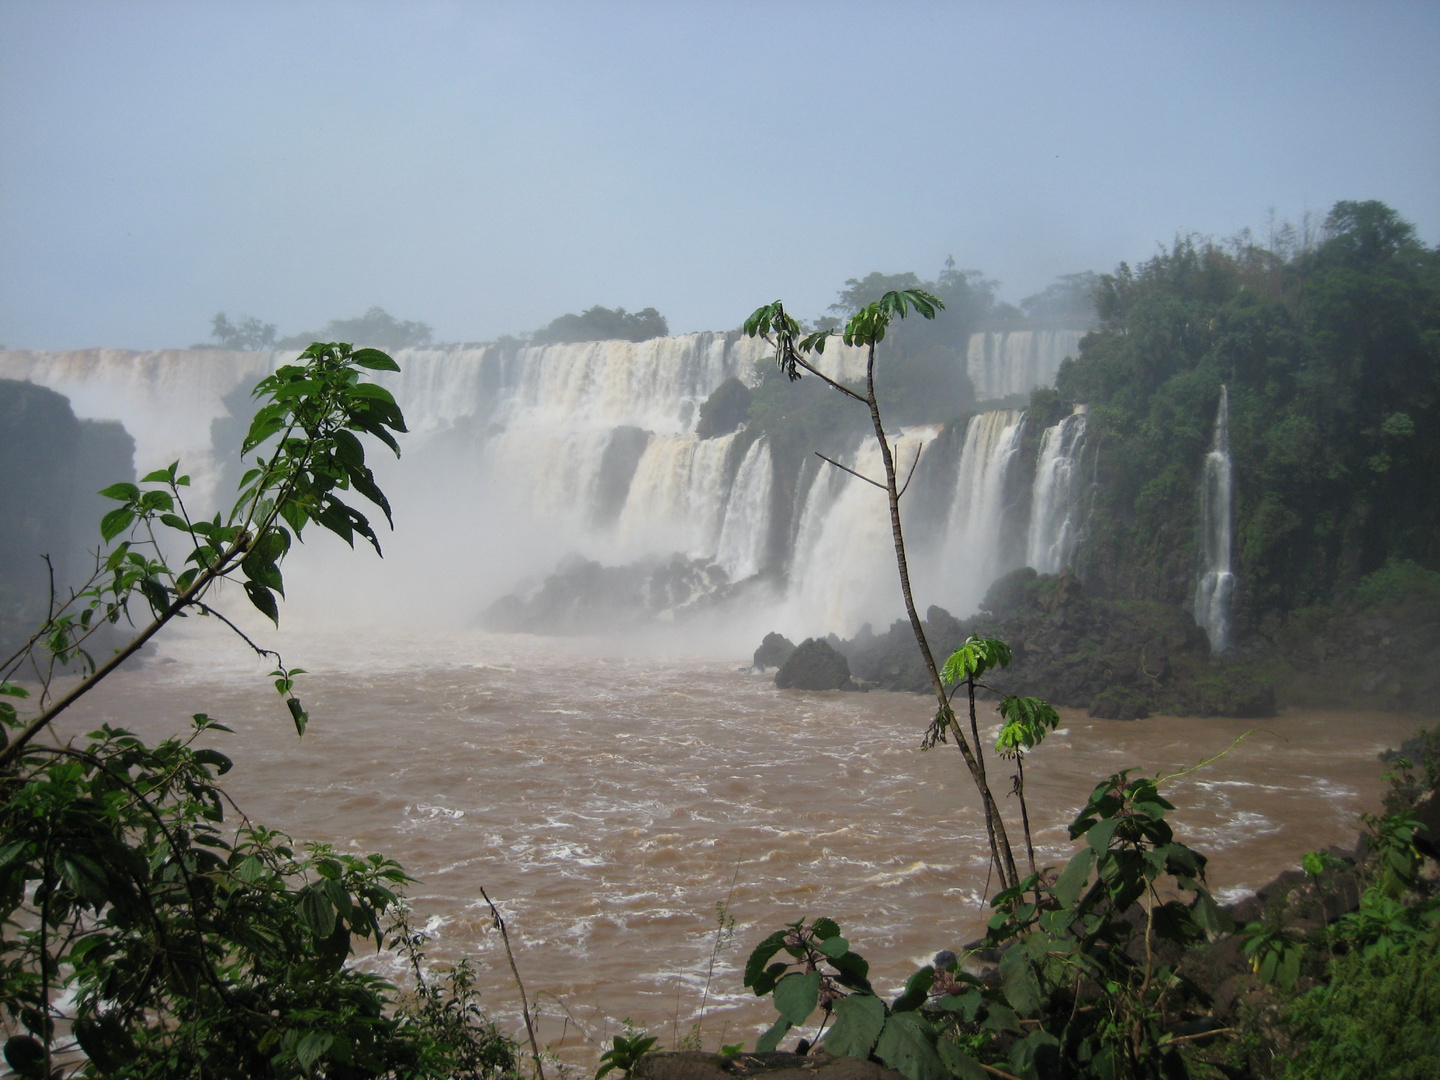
[775,638,851,691]
[753,632,797,670]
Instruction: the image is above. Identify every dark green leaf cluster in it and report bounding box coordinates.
[595,1030,660,1079]
[277,308,433,352]
[0,717,470,1078]
[529,305,668,346]
[209,312,279,351]
[1057,200,1440,617]
[741,770,1229,1080]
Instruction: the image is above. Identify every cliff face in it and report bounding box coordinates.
[0,379,134,650]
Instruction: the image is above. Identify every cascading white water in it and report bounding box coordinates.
[965,330,1084,401]
[1194,386,1235,652]
[926,410,1028,615]
[1026,405,1089,574]
[714,439,773,581]
[785,428,941,636]
[2,339,1089,639]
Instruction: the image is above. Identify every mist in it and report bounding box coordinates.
[1,1,1436,351]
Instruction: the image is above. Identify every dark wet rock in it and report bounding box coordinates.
[775,638,852,691]
[695,378,753,440]
[753,632,797,670]
[832,568,1276,718]
[484,553,735,634]
[634,1050,903,1080]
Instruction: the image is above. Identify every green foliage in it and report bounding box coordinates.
[1281,932,1440,1080]
[994,696,1059,756]
[208,312,278,351]
[1058,201,1440,625]
[530,305,668,346]
[596,1027,660,1079]
[0,716,433,1077]
[1353,557,1440,608]
[739,772,1226,1080]
[278,307,433,351]
[1,341,407,764]
[0,344,521,1075]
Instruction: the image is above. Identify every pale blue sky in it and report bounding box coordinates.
[2,0,1436,349]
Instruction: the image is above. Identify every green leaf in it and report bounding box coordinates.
[295,1031,333,1071]
[745,931,790,991]
[244,581,279,625]
[299,886,336,938]
[350,348,400,371]
[99,482,140,501]
[874,1012,945,1080]
[937,1040,987,1080]
[823,993,886,1059]
[100,507,135,542]
[891,966,934,1013]
[812,916,841,940]
[756,1015,792,1053]
[1086,816,1121,853]
[1007,1030,1060,1080]
[1054,847,1095,907]
[288,697,308,736]
[192,747,234,775]
[999,948,1042,1016]
[816,934,850,959]
[773,970,821,1026]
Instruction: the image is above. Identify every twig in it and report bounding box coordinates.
[1163,1027,1237,1046]
[813,452,885,490]
[480,886,546,1080]
[973,1061,1025,1080]
[896,442,924,499]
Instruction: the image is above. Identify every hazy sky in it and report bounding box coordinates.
[2,0,1436,350]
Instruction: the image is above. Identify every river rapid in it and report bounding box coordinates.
[49,619,1427,1066]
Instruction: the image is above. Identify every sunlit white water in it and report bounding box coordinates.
[1027,405,1090,574]
[1195,387,1235,652]
[965,330,1084,402]
[928,411,1028,614]
[47,619,1426,1066]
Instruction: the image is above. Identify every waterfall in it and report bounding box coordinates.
[965,330,1084,401]
[1026,405,1090,574]
[1194,386,1235,652]
[785,427,941,636]
[714,439,773,581]
[927,410,1029,614]
[3,339,1097,638]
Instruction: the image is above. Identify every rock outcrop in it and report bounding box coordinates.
[775,638,852,691]
[753,632,797,670]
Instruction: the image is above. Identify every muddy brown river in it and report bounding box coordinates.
[51,622,1428,1066]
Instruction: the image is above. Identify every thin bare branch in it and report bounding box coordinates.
[897,442,924,499]
[480,886,546,1080]
[813,452,886,490]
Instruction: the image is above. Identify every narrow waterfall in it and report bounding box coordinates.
[965,329,1084,401]
[929,410,1028,615]
[1026,405,1089,573]
[714,438,773,581]
[1194,386,1235,652]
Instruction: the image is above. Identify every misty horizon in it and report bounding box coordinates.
[2,2,1438,351]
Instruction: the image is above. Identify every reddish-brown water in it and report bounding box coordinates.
[53,624,1428,1066]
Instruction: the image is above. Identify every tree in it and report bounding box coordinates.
[0,344,521,1076]
[529,305,669,345]
[209,312,278,351]
[278,308,433,351]
[745,292,1021,892]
